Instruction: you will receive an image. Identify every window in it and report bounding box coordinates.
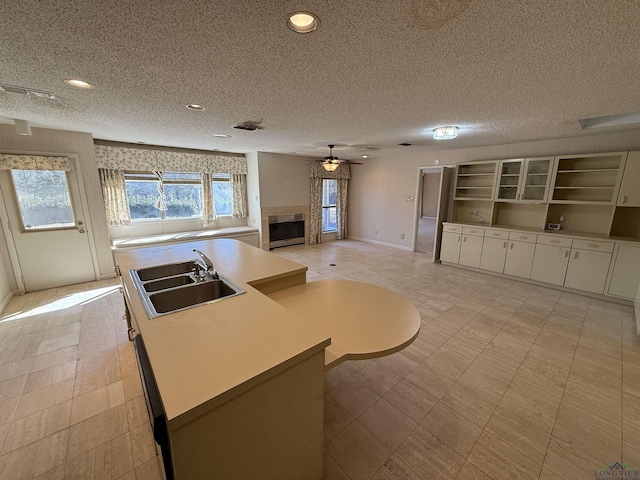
[212,174,232,217]
[11,170,76,230]
[124,171,203,221]
[322,179,337,232]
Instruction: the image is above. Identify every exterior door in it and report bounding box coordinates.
[0,165,96,291]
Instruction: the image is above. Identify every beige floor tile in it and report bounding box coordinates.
[359,398,417,451]
[440,382,498,427]
[383,378,438,423]
[40,321,81,342]
[134,456,165,480]
[2,399,71,453]
[32,464,65,480]
[323,451,351,480]
[73,358,122,397]
[623,441,640,467]
[329,377,380,418]
[421,402,482,457]
[0,396,20,426]
[470,350,519,385]
[70,380,125,425]
[324,395,353,444]
[0,357,34,383]
[65,431,134,480]
[23,359,76,394]
[454,364,509,404]
[509,367,564,409]
[391,425,465,480]
[0,343,39,366]
[77,346,120,376]
[125,395,149,430]
[0,375,27,402]
[543,436,604,480]
[405,362,455,399]
[485,405,551,464]
[354,361,403,396]
[376,351,421,378]
[78,334,118,358]
[498,387,559,434]
[67,403,129,460]
[14,378,74,420]
[31,346,78,373]
[122,368,143,401]
[0,429,68,480]
[454,461,493,480]
[326,421,391,480]
[79,323,116,343]
[130,423,157,468]
[468,431,541,480]
[538,467,563,480]
[36,332,80,356]
[324,365,352,393]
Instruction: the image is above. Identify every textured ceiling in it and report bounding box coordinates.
[1,0,639,160]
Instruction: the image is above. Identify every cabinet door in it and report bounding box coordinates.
[503,241,535,278]
[440,232,461,263]
[617,151,640,206]
[521,157,553,203]
[495,159,523,202]
[607,244,640,299]
[565,249,612,294]
[459,234,484,268]
[480,237,507,272]
[530,244,570,285]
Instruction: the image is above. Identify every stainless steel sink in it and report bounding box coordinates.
[130,262,245,318]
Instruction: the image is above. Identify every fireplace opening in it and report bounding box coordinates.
[269,214,305,249]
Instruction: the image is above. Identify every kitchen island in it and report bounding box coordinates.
[115,239,420,480]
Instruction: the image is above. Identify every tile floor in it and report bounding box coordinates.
[0,239,637,480]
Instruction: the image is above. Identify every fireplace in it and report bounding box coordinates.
[268,214,305,249]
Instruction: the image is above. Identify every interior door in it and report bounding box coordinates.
[0,166,96,291]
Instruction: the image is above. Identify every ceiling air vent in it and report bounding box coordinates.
[0,83,56,100]
[398,142,412,146]
[233,120,264,131]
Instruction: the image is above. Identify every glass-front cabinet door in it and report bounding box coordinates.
[496,159,524,201]
[521,157,554,202]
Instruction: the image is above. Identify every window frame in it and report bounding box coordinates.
[322,178,337,233]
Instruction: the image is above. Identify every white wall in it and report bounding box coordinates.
[350,129,640,249]
[256,152,311,208]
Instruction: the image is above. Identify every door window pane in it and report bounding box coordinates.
[11,170,75,230]
[322,179,337,232]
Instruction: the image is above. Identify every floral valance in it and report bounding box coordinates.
[94,145,247,174]
[310,162,351,179]
[0,154,73,171]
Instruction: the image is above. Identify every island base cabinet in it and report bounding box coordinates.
[459,234,484,268]
[480,237,507,273]
[440,232,461,263]
[607,244,640,299]
[170,351,325,480]
[564,249,612,294]
[503,241,535,278]
[530,244,570,286]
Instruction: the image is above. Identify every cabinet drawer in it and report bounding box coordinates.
[536,234,572,248]
[509,232,537,243]
[484,229,509,239]
[463,226,485,236]
[571,239,614,253]
[443,224,463,233]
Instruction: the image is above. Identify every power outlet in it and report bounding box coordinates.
[375,230,378,235]
[400,233,405,240]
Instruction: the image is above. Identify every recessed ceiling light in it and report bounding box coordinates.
[288,12,319,33]
[65,79,94,89]
[362,155,369,158]
[433,126,459,140]
[186,104,205,111]
[213,134,232,138]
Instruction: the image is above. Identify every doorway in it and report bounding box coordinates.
[0,156,97,291]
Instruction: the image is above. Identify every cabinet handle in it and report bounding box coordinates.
[457,235,460,242]
[622,195,627,204]
[510,242,514,250]
[551,239,560,244]
[574,251,579,259]
[519,236,527,240]
[463,236,467,242]
[588,243,599,248]
[503,241,507,248]
[564,250,569,258]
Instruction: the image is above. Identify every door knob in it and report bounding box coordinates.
[78,229,85,234]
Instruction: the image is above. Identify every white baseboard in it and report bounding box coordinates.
[349,236,414,251]
[0,290,14,315]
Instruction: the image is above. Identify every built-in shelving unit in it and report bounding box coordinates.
[454,161,498,200]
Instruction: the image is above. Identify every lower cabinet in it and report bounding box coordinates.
[607,244,640,299]
[459,230,484,268]
[440,231,461,263]
[503,233,537,279]
[530,235,572,286]
[480,237,507,272]
[564,240,614,294]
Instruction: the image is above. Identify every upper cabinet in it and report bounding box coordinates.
[550,152,627,205]
[617,151,640,207]
[454,161,498,200]
[495,157,554,203]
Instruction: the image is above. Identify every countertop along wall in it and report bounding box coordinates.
[349,129,640,250]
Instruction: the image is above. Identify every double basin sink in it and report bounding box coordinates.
[130,260,246,318]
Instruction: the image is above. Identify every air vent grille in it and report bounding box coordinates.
[0,83,56,99]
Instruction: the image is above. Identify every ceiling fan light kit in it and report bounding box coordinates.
[433,126,459,140]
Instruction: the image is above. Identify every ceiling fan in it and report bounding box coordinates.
[316,145,363,172]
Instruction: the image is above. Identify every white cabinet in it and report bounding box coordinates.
[607,244,640,299]
[440,227,462,264]
[530,235,572,285]
[459,227,484,268]
[564,240,614,294]
[617,151,640,206]
[503,232,537,278]
[495,157,554,203]
[454,161,498,200]
[480,229,508,272]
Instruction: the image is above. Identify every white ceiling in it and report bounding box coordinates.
[1,0,639,160]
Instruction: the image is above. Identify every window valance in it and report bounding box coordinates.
[310,162,351,179]
[0,154,73,171]
[94,145,247,174]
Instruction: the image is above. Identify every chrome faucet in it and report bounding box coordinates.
[193,249,219,279]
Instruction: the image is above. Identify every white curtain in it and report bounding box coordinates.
[98,168,131,225]
[152,171,167,211]
[309,177,323,245]
[202,173,217,226]
[230,174,248,218]
[336,178,348,240]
